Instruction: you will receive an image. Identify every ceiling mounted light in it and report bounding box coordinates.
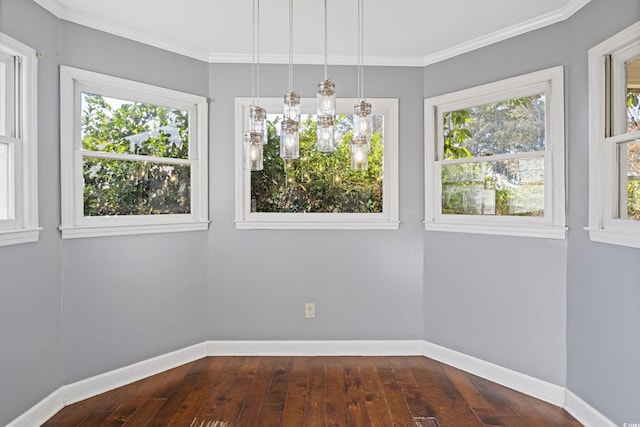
[316,0,336,152]
[280,0,300,160]
[351,0,372,170]
[244,0,266,171]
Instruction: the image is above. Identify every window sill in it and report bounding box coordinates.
[0,227,42,247]
[235,219,400,230]
[425,222,567,239]
[59,221,209,239]
[586,227,640,249]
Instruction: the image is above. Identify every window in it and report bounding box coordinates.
[234,97,399,229]
[424,67,566,239]
[0,33,39,247]
[60,66,208,239]
[587,22,640,249]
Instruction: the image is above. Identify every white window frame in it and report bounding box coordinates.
[587,21,640,249]
[59,66,209,239]
[424,66,566,239]
[0,33,39,247]
[234,97,399,230]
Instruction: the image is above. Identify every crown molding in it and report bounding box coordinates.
[32,0,211,62]
[422,0,592,66]
[208,53,425,67]
[34,0,591,67]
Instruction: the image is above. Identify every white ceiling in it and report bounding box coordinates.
[33,0,590,66]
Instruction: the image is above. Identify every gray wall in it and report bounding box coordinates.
[0,0,62,424]
[565,1,640,425]
[422,0,640,423]
[58,22,210,384]
[1,0,639,425]
[422,19,570,386]
[207,63,425,341]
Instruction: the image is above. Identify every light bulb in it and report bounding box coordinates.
[316,115,336,152]
[280,118,299,159]
[350,135,369,171]
[243,131,263,171]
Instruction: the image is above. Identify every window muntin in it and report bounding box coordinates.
[0,33,38,246]
[235,97,399,230]
[251,113,383,214]
[60,66,208,239]
[425,66,565,239]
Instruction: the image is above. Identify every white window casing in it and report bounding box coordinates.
[0,33,39,247]
[59,66,209,239]
[424,66,566,239]
[587,21,640,249]
[234,97,399,230]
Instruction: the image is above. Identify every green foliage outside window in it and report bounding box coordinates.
[441,95,545,216]
[81,94,191,216]
[251,115,383,213]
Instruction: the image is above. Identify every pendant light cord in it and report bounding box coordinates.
[251,0,256,105]
[251,0,262,105]
[324,0,328,81]
[257,0,261,104]
[289,0,294,93]
[358,0,364,102]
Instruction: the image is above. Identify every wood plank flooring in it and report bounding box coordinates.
[42,356,582,426]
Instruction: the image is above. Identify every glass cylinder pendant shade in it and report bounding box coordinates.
[280,117,299,159]
[317,80,336,116]
[353,100,373,142]
[249,105,267,144]
[316,114,336,152]
[284,91,301,121]
[350,134,369,170]
[244,131,264,171]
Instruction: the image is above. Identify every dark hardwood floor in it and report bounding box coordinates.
[42,356,582,426]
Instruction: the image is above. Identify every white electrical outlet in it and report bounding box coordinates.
[305,302,315,319]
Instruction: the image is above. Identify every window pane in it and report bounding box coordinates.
[622,141,640,220]
[442,157,544,216]
[627,56,640,133]
[443,94,546,160]
[83,157,190,216]
[0,143,8,219]
[81,93,189,160]
[251,114,383,213]
[0,51,16,138]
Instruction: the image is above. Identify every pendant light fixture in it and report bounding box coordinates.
[280,0,300,159]
[316,0,336,152]
[351,0,372,170]
[244,0,266,171]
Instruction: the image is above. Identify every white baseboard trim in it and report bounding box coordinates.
[6,340,616,427]
[564,390,617,427]
[207,339,425,356]
[61,342,208,406]
[6,342,208,427]
[422,340,566,406]
[5,390,64,427]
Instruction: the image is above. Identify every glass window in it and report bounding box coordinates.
[235,97,399,230]
[587,21,640,248]
[251,113,383,214]
[60,66,209,239]
[0,33,39,246]
[425,67,566,239]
